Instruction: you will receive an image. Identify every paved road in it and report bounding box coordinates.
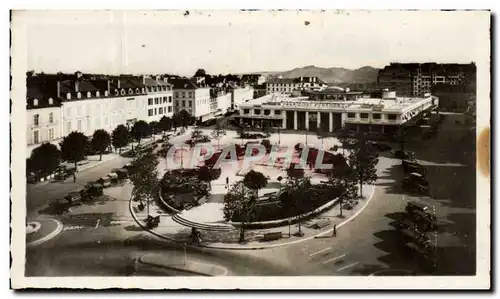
[25,115,476,276]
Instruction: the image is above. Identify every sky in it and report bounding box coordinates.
[17,10,489,76]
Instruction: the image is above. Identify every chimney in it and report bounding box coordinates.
[107,80,111,93]
[142,75,146,85]
[74,80,79,93]
[56,81,61,98]
[117,79,121,89]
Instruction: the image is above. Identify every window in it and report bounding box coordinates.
[188,92,192,98]
[120,89,126,95]
[159,107,163,114]
[360,113,369,119]
[87,91,91,98]
[243,109,250,114]
[96,91,100,97]
[48,128,54,140]
[49,112,54,123]
[274,110,281,115]
[77,120,82,131]
[372,113,381,120]
[169,96,172,103]
[77,107,82,116]
[148,109,154,116]
[33,130,39,144]
[168,106,172,113]
[387,114,397,120]
[188,101,192,107]
[104,91,108,97]
[148,98,153,105]
[264,110,270,115]
[33,114,39,126]
[128,89,133,95]
[77,92,82,99]
[65,121,71,134]
[66,93,71,100]
[182,92,186,98]
[163,97,167,103]
[155,108,158,115]
[48,98,53,105]
[347,112,356,118]
[254,109,261,115]
[182,100,186,107]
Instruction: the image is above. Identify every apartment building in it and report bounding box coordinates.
[144,76,174,122]
[378,63,476,97]
[266,76,327,94]
[171,78,212,122]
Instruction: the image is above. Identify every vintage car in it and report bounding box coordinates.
[64,191,82,206]
[108,172,119,184]
[402,160,427,176]
[98,176,112,188]
[402,173,430,194]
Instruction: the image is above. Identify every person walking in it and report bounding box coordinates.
[225,177,229,189]
[73,173,76,183]
[333,224,337,237]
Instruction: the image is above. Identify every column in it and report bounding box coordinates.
[305,111,309,130]
[329,112,333,132]
[282,112,287,129]
[340,112,347,129]
[294,111,298,130]
[381,125,385,134]
[317,111,321,128]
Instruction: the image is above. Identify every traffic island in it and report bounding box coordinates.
[136,253,228,276]
[26,218,63,247]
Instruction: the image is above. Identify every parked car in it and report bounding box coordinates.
[108,172,119,184]
[81,183,104,200]
[65,191,82,206]
[98,176,112,188]
[114,168,129,180]
[402,173,430,194]
[402,160,427,175]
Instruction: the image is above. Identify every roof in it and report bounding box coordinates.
[170,78,199,90]
[267,78,297,84]
[26,79,62,109]
[144,77,171,87]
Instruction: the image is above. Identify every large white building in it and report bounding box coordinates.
[143,76,174,123]
[236,90,438,135]
[266,77,328,94]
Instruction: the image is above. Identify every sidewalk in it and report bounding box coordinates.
[136,253,229,276]
[130,184,375,250]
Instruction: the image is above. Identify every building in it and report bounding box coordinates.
[240,74,268,86]
[26,79,63,152]
[231,86,255,111]
[143,76,174,122]
[378,63,476,97]
[236,90,438,135]
[171,78,212,122]
[266,76,328,94]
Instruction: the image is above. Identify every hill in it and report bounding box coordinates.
[272,65,379,84]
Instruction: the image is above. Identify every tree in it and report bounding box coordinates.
[112,125,129,154]
[236,123,248,140]
[211,120,227,150]
[149,121,160,140]
[348,137,379,197]
[327,159,357,218]
[91,129,111,161]
[242,170,268,198]
[223,181,257,243]
[159,116,172,136]
[261,139,272,154]
[60,131,89,170]
[129,152,159,218]
[29,143,60,179]
[197,165,221,190]
[191,128,204,142]
[178,110,192,129]
[262,122,273,138]
[194,69,207,77]
[131,120,150,145]
[338,127,355,156]
[283,175,311,236]
[286,163,305,179]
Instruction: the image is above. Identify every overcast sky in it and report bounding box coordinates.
[18,10,489,76]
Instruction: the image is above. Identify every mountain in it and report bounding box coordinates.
[272,65,379,84]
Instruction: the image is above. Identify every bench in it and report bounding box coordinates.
[262,232,282,242]
[314,219,331,229]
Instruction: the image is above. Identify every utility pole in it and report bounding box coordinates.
[183,242,187,265]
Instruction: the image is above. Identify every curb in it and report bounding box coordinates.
[136,256,228,276]
[129,185,377,250]
[26,218,63,248]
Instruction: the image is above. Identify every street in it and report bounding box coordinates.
[25,113,477,276]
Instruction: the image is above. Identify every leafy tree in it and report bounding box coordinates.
[194,69,207,77]
[197,165,221,190]
[59,131,89,170]
[91,129,111,161]
[327,159,357,218]
[210,120,227,150]
[112,125,129,154]
[338,127,356,155]
[131,120,150,145]
[29,142,60,179]
[243,170,268,198]
[191,128,204,142]
[286,163,305,179]
[283,175,312,236]
[260,139,272,154]
[159,116,172,135]
[223,181,257,243]
[129,152,159,217]
[149,121,160,139]
[262,122,273,138]
[236,123,248,139]
[178,110,192,128]
[348,137,379,197]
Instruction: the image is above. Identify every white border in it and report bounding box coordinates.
[7,4,492,291]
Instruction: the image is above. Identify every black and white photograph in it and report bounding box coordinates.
[9,9,490,289]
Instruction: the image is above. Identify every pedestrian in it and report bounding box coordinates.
[333,224,337,237]
[225,177,229,189]
[73,173,76,183]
